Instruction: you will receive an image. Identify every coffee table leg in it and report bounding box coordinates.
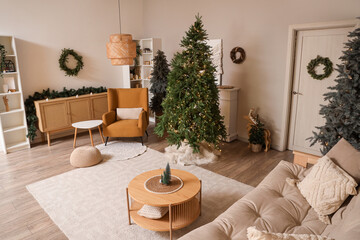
[169,204,172,240]
[126,188,131,225]
[73,128,78,148]
[200,180,202,216]
[98,126,105,143]
[89,129,94,146]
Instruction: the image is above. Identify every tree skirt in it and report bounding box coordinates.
[96,140,147,161]
[26,148,253,240]
[165,142,220,166]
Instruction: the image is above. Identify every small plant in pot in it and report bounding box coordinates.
[248,115,265,153]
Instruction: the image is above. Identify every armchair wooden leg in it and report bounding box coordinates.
[105,137,109,146]
[145,130,149,137]
[140,137,144,146]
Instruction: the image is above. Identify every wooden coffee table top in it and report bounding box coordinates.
[128,169,201,207]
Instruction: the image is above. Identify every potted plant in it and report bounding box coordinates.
[248,115,265,152]
[0,44,6,78]
[149,50,170,124]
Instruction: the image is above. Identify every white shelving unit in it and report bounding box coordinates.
[126,38,161,122]
[0,36,30,154]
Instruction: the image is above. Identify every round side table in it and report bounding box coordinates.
[72,120,104,148]
[127,169,201,240]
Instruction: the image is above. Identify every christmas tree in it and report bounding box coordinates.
[150,50,170,115]
[309,26,360,154]
[155,15,226,152]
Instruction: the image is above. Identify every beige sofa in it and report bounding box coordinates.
[180,159,360,240]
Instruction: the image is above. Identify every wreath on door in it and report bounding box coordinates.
[307,55,333,80]
[59,48,84,76]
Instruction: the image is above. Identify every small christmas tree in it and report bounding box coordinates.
[150,50,170,115]
[155,14,226,152]
[309,26,360,154]
[161,163,171,185]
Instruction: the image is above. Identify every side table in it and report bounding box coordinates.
[72,120,104,147]
[127,169,201,240]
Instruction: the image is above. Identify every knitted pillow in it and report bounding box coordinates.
[296,156,357,224]
[247,226,333,240]
[137,205,168,219]
[116,108,143,120]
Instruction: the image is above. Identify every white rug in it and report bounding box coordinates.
[96,140,147,161]
[27,146,253,240]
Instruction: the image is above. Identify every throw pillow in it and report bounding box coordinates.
[296,155,357,224]
[247,226,333,240]
[137,205,168,219]
[116,108,143,120]
[326,138,360,183]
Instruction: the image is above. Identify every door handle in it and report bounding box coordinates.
[292,91,303,95]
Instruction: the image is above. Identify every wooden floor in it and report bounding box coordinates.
[0,124,293,239]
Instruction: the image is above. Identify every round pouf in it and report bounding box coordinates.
[70,146,102,168]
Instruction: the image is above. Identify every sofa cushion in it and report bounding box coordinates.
[247,226,333,240]
[180,161,327,240]
[321,187,360,240]
[296,155,357,224]
[326,138,360,183]
[137,205,168,219]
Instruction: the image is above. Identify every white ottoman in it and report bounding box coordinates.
[70,146,102,168]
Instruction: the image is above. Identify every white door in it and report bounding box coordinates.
[288,27,353,155]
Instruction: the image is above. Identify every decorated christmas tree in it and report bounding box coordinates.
[155,15,226,152]
[150,50,170,115]
[309,26,360,154]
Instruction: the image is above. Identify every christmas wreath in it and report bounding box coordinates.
[230,47,246,64]
[59,48,84,76]
[307,55,333,80]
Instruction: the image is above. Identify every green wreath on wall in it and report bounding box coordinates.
[59,48,84,76]
[307,55,333,80]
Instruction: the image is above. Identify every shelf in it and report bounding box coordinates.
[6,141,29,151]
[141,65,153,67]
[0,91,21,96]
[3,125,26,133]
[142,52,153,55]
[0,108,24,115]
[6,54,16,57]
[1,72,18,75]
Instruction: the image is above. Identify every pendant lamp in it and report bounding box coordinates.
[106,0,136,65]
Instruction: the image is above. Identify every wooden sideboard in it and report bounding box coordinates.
[35,92,107,146]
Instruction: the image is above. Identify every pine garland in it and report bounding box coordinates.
[307,55,333,80]
[59,48,84,76]
[25,86,107,141]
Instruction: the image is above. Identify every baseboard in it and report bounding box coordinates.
[31,128,91,145]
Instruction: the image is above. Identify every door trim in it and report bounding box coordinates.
[278,19,358,151]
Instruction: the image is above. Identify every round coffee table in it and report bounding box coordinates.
[72,120,104,148]
[126,169,201,240]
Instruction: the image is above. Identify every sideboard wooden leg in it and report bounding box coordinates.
[47,132,51,146]
[73,128,78,148]
[89,129,94,146]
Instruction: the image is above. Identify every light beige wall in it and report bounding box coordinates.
[142,0,360,149]
[0,0,143,98]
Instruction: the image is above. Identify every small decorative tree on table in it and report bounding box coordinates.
[155,15,226,154]
[161,163,171,185]
[309,26,360,154]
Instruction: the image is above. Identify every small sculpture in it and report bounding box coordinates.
[161,163,171,185]
[2,96,9,112]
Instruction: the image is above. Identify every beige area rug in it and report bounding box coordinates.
[27,146,253,240]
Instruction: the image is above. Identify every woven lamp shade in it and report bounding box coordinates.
[106,34,136,65]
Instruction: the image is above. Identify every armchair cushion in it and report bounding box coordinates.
[116,107,143,120]
[102,119,143,137]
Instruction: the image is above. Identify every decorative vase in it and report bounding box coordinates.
[251,144,262,153]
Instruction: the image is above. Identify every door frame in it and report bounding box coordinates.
[278,19,358,151]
